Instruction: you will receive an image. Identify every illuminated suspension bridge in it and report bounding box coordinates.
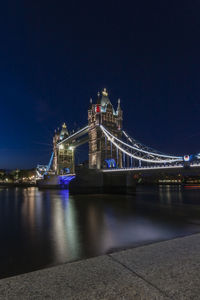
[37,88,200,179]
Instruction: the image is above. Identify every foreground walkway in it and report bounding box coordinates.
[1,233,200,300]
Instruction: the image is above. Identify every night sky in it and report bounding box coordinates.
[1,1,200,169]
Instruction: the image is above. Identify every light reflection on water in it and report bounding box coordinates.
[0,185,200,278]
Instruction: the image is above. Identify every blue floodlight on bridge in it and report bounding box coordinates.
[105,159,116,168]
[59,175,75,186]
[36,152,54,179]
[47,152,54,171]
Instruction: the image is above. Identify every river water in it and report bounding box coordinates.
[1,185,200,279]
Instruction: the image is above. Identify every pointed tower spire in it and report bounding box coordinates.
[117,98,121,112]
[97,91,101,104]
[117,98,123,130]
[118,98,121,107]
[102,88,108,97]
[60,122,69,139]
[89,97,93,109]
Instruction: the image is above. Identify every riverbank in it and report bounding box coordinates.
[0,232,199,299]
[0,182,36,188]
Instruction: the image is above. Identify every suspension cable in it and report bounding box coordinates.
[100,125,182,164]
[101,125,182,160]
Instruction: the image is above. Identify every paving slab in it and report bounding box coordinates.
[1,233,200,299]
[111,233,200,300]
[0,255,167,300]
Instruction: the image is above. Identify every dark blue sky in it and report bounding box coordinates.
[1,0,200,169]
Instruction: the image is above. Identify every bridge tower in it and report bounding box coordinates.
[53,123,75,174]
[88,89,123,169]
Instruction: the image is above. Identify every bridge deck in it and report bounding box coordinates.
[102,163,200,172]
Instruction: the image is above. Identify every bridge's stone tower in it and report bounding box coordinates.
[53,123,75,174]
[88,89,123,169]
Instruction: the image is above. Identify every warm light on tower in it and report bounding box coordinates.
[102,88,108,96]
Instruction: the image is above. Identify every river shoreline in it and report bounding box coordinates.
[0,232,200,299]
[0,182,37,188]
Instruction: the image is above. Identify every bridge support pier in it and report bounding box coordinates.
[103,171,136,194]
[69,168,136,194]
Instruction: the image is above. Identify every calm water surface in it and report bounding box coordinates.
[1,185,200,278]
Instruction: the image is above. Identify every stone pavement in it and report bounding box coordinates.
[1,233,200,299]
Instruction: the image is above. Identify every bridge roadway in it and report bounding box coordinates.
[102,163,200,174]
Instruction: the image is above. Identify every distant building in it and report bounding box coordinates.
[0,169,6,181]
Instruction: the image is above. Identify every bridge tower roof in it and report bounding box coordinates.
[60,122,69,139]
[100,88,112,107]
